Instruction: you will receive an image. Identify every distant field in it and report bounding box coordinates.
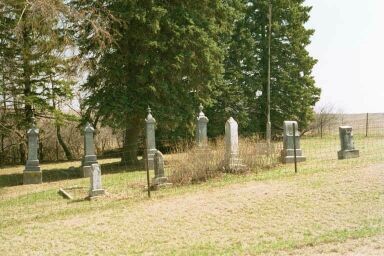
[314,113,384,136]
[0,136,383,255]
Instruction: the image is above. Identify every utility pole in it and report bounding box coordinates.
[266,2,272,145]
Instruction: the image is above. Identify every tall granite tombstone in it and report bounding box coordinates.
[23,120,42,184]
[224,117,245,171]
[281,121,306,163]
[338,126,359,159]
[82,123,97,177]
[145,107,157,169]
[196,104,209,148]
[89,163,105,197]
[152,150,169,186]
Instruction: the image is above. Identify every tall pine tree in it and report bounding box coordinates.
[224,0,320,135]
[0,0,81,161]
[81,0,240,164]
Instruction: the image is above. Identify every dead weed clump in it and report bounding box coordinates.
[166,137,281,185]
[239,137,282,172]
[167,140,225,185]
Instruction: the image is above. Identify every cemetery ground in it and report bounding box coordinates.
[0,136,383,255]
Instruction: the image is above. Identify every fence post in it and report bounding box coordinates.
[145,140,151,198]
[293,122,298,173]
[144,108,152,199]
[365,113,369,137]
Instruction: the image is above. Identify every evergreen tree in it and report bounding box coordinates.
[0,0,78,160]
[224,0,321,135]
[81,0,240,164]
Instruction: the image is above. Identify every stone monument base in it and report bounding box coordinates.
[89,189,105,197]
[152,176,170,186]
[83,155,97,167]
[23,171,42,184]
[225,158,247,172]
[281,149,306,164]
[282,156,306,164]
[151,177,172,190]
[82,166,92,178]
[338,149,359,160]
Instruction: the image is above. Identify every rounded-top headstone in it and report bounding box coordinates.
[283,121,300,136]
[227,117,236,124]
[225,116,239,151]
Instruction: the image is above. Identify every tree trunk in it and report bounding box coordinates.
[121,123,141,166]
[22,20,33,125]
[19,142,26,164]
[0,135,4,166]
[1,59,6,165]
[39,141,44,161]
[57,125,73,161]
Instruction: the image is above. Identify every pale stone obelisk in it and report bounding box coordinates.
[145,107,157,169]
[224,117,245,171]
[23,118,42,184]
[196,104,209,148]
[82,122,97,177]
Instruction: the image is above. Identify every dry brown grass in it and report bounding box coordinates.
[166,137,282,185]
[166,141,225,185]
[1,163,382,255]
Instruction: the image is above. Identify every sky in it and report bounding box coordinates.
[305,0,384,113]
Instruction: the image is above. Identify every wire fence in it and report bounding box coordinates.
[1,113,384,203]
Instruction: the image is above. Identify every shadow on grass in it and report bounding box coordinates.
[0,160,145,188]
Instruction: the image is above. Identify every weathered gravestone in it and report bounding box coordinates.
[23,120,42,184]
[82,123,97,177]
[196,104,209,148]
[338,126,359,159]
[281,121,306,163]
[152,150,169,186]
[224,117,245,171]
[145,107,157,169]
[89,163,105,197]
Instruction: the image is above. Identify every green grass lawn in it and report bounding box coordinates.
[0,136,383,255]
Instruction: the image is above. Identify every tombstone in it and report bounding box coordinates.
[89,163,105,197]
[82,122,97,177]
[281,121,306,163]
[224,117,245,171]
[145,107,157,169]
[196,104,209,148]
[152,150,169,186]
[23,120,42,184]
[83,166,92,178]
[338,126,359,159]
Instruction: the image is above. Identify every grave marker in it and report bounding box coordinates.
[281,121,306,163]
[338,126,359,159]
[23,120,42,184]
[196,104,209,148]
